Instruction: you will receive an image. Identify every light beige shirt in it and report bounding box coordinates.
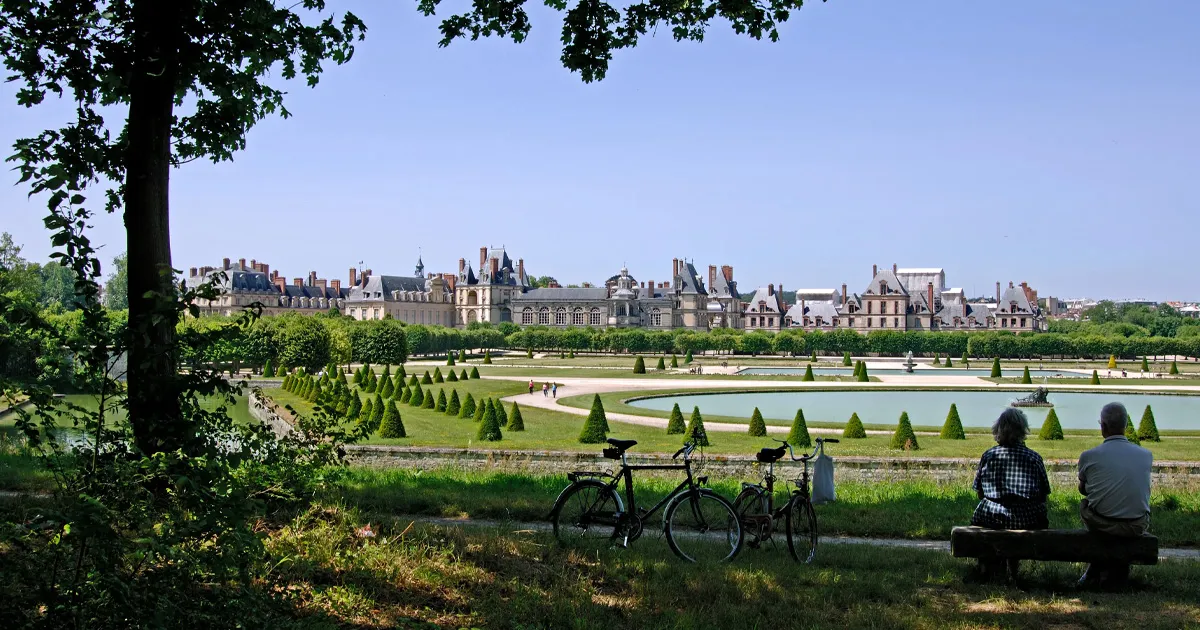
[1078,436,1152,519]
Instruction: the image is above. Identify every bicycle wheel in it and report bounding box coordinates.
[733,486,769,547]
[551,481,623,549]
[785,495,818,563]
[664,489,743,563]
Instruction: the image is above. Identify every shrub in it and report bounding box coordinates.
[473,396,486,422]
[484,350,492,364]
[353,365,364,385]
[748,407,767,437]
[477,400,503,441]
[843,352,852,367]
[633,356,646,374]
[421,371,432,385]
[843,413,867,439]
[1090,370,1101,385]
[397,364,406,379]
[802,365,815,382]
[890,411,919,450]
[560,351,566,359]
[656,357,666,371]
[421,387,435,408]
[459,349,467,362]
[810,351,817,362]
[447,369,458,382]
[1169,360,1179,376]
[569,350,576,359]
[944,355,954,368]
[365,371,377,393]
[788,409,811,447]
[400,386,411,404]
[1141,357,1150,372]
[671,354,679,368]
[381,364,391,383]
[666,403,686,434]
[961,351,969,367]
[990,357,1001,378]
[494,399,509,427]
[1125,416,1140,445]
[1108,355,1118,369]
[1020,366,1032,384]
[433,367,444,383]
[940,403,966,440]
[508,402,525,431]
[687,406,710,446]
[526,348,533,358]
[931,354,940,366]
[436,389,447,412]
[378,400,407,438]
[1039,408,1064,440]
[282,373,293,391]
[460,392,476,419]
[470,366,480,379]
[1138,405,1160,442]
[461,368,470,381]
[579,395,609,443]
[409,383,424,407]
[347,391,363,420]
[857,362,870,382]
[446,389,461,416]
[359,397,373,428]
[447,354,455,366]
[380,377,395,399]
[685,350,693,363]
[370,393,385,432]
[407,375,418,387]
[262,358,275,377]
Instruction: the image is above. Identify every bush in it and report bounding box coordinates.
[433,367,444,383]
[436,389,447,412]
[380,377,395,399]
[671,354,679,368]
[579,395,609,443]
[569,350,575,359]
[685,350,693,363]
[400,386,411,404]
[1142,357,1150,372]
[843,413,867,438]
[477,400,503,441]
[961,351,969,367]
[459,349,467,362]
[656,357,666,371]
[666,403,686,434]
[1108,355,1118,369]
[526,348,533,359]
[446,389,461,416]
[748,407,767,436]
[687,406,710,446]
[1039,408,1064,440]
[262,358,275,376]
[421,371,433,385]
[944,355,954,368]
[347,391,362,420]
[1169,360,1179,376]
[360,397,374,426]
[810,351,817,362]
[1090,370,1101,385]
[931,354,940,366]
[843,352,852,367]
[378,400,407,438]
[460,392,476,419]
[494,399,509,427]
[407,375,418,387]
[802,364,815,382]
[890,411,919,450]
[990,357,1001,378]
[1020,366,1032,384]
[421,387,435,408]
[409,383,424,407]
[633,356,646,374]
[787,409,811,447]
[381,364,391,383]
[508,402,525,431]
[940,403,966,440]
[447,369,458,382]
[1138,405,1160,442]
[370,393,385,432]
[484,350,492,364]
[397,364,406,379]
[1125,416,1141,445]
[857,362,870,382]
[560,351,566,359]
[470,366,479,379]
[447,354,455,366]
[473,396,486,422]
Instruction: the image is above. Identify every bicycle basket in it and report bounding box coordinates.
[602,447,622,460]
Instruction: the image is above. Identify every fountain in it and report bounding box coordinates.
[902,351,917,373]
[1011,387,1054,408]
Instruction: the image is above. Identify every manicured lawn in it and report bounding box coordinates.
[476,365,874,381]
[988,376,1200,386]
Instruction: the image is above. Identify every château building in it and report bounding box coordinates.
[344,257,457,325]
[454,246,532,326]
[185,258,348,316]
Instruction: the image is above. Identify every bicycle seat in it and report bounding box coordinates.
[606,438,638,451]
[756,445,787,463]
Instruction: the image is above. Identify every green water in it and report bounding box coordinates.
[56,393,254,425]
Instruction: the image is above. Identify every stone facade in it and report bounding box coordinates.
[743,284,786,332]
[509,266,675,329]
[454,246,532,326]
[344,258,456,326]
[185,258,348,316]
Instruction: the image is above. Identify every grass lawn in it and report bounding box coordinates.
[336,466,1200,547]
[988,376,1200,386]
[475,365,875,381]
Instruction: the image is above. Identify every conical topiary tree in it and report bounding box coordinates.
[447,354,455,366]
[282,373,293,391]
[459,392,476,419]
[436,389,447,412]
[857,362,870,382]
[409,383,425,407]
[400,386,411,404]
[1039,408,1064,441]
[378,400,406,438]
[671,354,679,368]
[656,357,666,371]
[484,350,492,364]
[560,351,565,359]
[446,389,461,416]
[687,406,709,446]
[370,393,385,432]
[843,352,853,367]
[421,371,433,385]
[961,351,969,367]
[353,365,364,386]
[945,355,954,368]
[890,411,919,450]
[1138,405,1160,442]
[569,350,575,359]
[397,364,406,379]
[359,397,373,427]
[685,350,693,364]
[633,356,646,374]
[263,358,275,377]
[1141,357,1150,372]
[507,402,525,431]
[932,354,941,366]
[990,358,1002,378]
[380,364,391,383]
[1108,355,1118,369]
[843,413,867,439]
[458,349,467,362]
[810,351,818,362]
[460,369,470,381]
[491,398,507,426]
[347,391,363,420]
[1090,370,1101,385]
[473,396,486,422]
[408,375,418,387]
[748,407,767,437]
[666,403,686,434]
[434,367,444,383]
[788,409,811,447]
[380,377,395,399]
[421,388,435,409]
[1169,360,1179,376]
[1124,416,1140,445]
[470,366,480,379]
[1020,366,1032,384]
[526,348,533,359]
[941,403,966,440]
[579,395,609,443]
[477,401,503,441]
[802,364,815,382]
[447,369,458,382]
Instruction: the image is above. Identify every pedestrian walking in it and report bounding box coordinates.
[542,382,549,396]
[528,379,535,395]
[552,383,558,398]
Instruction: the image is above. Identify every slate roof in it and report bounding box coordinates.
[786,301,840,324]
[744,287,784,314]
[996,284,1038,315]
[710,271,738,299]
[190,264,275,293]
[863,269,908,296]
[677,261,706,294]
[513,288,610,302]
[348,275,443,302]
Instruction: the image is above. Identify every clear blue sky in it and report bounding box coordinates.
[2,1,1197,300]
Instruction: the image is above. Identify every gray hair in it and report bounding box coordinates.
[992,408,1030,447]
[1100,402,1129,435]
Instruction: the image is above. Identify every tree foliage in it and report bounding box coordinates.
[378,400,406,438]
[687,406,709,447]
[1039,408,1063,441]
[787,408,811,447]
[748,407,767,437]
[843,412,866,439]
[507,401,525,431]
[890,411,919,450]
[477,399,503,441]
[666,403,686,434]
[579,395,608,443]
[940,403,965,440]
[1137,405,1160,442]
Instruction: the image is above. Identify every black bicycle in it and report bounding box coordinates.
[733,437,837,563]
[549,438,744,563]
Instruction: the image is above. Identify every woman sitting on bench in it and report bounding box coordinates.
[970,408,1052,579]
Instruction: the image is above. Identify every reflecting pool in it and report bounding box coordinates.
[736,367,1082,378]
[629,390,1200,430]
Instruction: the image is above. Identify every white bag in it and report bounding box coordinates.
[811,452,836,505]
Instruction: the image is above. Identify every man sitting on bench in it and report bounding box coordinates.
[1077,402,1153,588]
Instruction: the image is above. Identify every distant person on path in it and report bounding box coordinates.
[970,408,1051,580]
[1076,402,1153,588]
[528,380,535,395]
[552,383,557,398]
[542,382,549,397]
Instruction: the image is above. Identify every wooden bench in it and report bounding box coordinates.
[951,526,1159,566]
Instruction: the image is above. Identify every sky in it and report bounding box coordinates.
[2,1,1197,301]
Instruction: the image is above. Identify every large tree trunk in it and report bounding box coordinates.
[124,0,185,455]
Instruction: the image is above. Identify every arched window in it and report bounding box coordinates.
[555,307,568,325]
[589,308,603,326]
[573,307,586,325]
[521,308,534,325]
[649,308,662,327]
[538,307,550,325]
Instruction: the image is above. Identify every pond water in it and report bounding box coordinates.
[737,367,1081,378]
[629,390,1200,430]
[3,394,254,446]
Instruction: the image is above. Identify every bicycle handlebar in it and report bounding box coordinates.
[673,442,696,460]
[772,436,835,462]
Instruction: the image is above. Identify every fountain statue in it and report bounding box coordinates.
[903,351,916,373]
[1011,387,1053,408]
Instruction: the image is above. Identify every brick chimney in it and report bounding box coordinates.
[261,263,270,277]
[238,258,246,270]
[331,279,341,293]
[273,276,286,292]
[480,246,487,269]
[490,257,499,279]
[928,282,934,314]
[518,258,525,280]
[996,281,1001,303]
[189,267,197,277]
[223,257,231,270]
[779,284,784,309]
[349,267,358,287]
[722,265,733,282]
[317,278,327,291]
[363,269,372,286]
[709,265,716,287]
[768,283,774,296]
[269,270,277,281]
[893,262,897,274]
[647,279,653,296]
[307,270,317,286]
[872,264,877,277]
[842,283,848,306]
[672,258,679,277]
[250,258,256,270]
[548,280,560,289]
[443,273,456,291]
[293,278,303,288]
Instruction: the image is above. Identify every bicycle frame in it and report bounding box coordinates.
[738,439,832,540]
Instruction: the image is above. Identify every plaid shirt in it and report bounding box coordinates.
[971,444,1051,530]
